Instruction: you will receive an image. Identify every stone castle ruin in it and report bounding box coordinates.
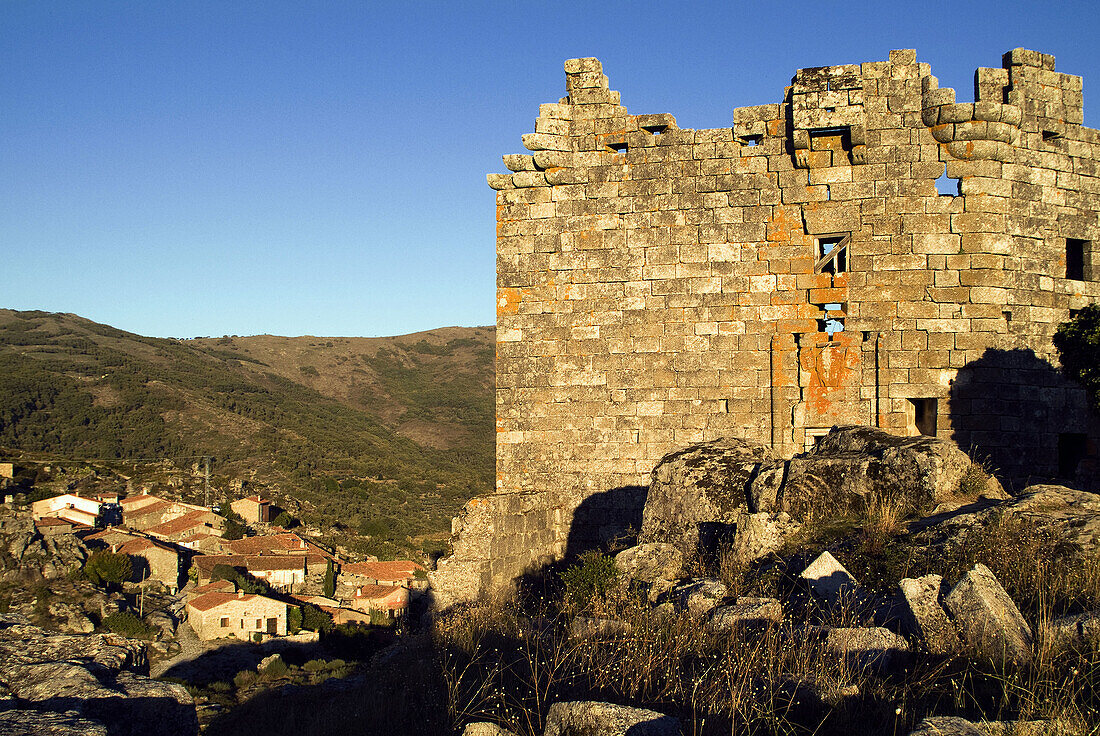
[432,48,1100,602]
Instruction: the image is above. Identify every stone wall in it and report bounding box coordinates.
[432,49,1100,603]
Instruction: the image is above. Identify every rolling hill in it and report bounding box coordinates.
[0,309,495,555]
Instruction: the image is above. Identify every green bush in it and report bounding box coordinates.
[273,511,296,528]
[85,551,133,588]
[287,605,303,634]
[1054,303,1100,411]
[560,550,619,608]
[104,611,152,638]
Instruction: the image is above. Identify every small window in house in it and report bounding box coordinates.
[740,134,763,147]
[1043,130,1063,143]
[255,618,262,629]
[1066,238,1088,280]
[1058,433,1087,479]
[816,235,848,274]
[607,141,628,153]
[220,617,229,628]
[907,398,938,437]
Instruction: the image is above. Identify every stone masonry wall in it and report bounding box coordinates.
[431,49,1100,603]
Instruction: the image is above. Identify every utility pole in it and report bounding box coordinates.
[204,457,211,509]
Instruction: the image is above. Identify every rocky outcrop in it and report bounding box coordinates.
[640,439,776,556]
[639,427,1005,557]
[0,513,88,582]
[543,701,680,736]
[0,615,196,736]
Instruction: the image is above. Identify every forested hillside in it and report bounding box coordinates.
[0,309,494,555]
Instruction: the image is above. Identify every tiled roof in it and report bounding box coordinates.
[146,510,214,537]
[118,537,175,556]
[35,517,72,528]
[342,560,425,580]
[194,554,305,574]
[188,591,255,612]
[125,500,172,518]
[354,584,404,601]
[192,580,236,595]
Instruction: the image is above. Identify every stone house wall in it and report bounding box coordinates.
[432,48,1100,603]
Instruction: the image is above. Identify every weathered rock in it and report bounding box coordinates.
[944,563,1033,666]
[707,597,783,630]
[898,575,958,654]
[257,653,284,673]
[462,724,518,736]
[781,426,1007,519]
[614,543,683,584]
[543,701,681,736]
[0,709,110,736]
[821,627,911,672]
[640,438,776,556]
[0,615,196,736]
[569,616,632,639]
[731,512,801,564]
[1042,610,1100,650]
[1004,485,1100,554]
[800,551,862,608]
[979,720,1078,736]
[673,578,728,617]
[909,716,986,736]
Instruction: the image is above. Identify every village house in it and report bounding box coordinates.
[340,560,427,590]
[223,533,334,577]
[230,495,272,524]
[121,495,213,532]
[116,537,182,591]
[192,554,307,591]
[187,579,236,601]
[34,516,80,537]
[291,594,372,626]
[145,508,224,543]
[186,590,287,641]
[31,493,101,527]
[349,584,408,619]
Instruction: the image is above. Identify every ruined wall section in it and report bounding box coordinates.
[431,50,1100,602]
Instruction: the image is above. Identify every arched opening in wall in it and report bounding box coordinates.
[906,398,938,437]
[935,171,960,196]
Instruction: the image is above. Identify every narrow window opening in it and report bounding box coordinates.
[1058,433,1087,479]
[718,399,728,413]
[1042,130,1063,143]
[805,427,831,451]
[1066,238,1088,280]
[642,125,667,136]
[825,184,832,201]
[907,398,938,437]
[935,171,960,197]
[824,106,836,113]
[607,142,628,154]
[740,134,763,147]
[1002,310,1013,323]
[815,235,849,274]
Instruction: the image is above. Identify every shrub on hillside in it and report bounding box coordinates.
[104,611,153,638]
[85,550,132,588]
[1054,303,1100,411]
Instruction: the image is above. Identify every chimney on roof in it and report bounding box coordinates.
[238,591,244,598]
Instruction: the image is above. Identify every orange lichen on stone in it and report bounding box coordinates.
[801,335,862,415]
[497,288,523,317]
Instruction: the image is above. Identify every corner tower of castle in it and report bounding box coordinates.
[431,49,1100,604]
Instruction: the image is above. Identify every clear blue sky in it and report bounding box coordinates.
[3,1,1098,338]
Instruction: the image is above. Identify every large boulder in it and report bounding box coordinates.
[944,563,1033,667]
[908,717,986,736]
[640,438,775,556]
[707,597,783,631]
[731,512,801,564]
[0,615,197,736]
[779,426,1007,518]
[543,701,681,736]
[821,627,911,672]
